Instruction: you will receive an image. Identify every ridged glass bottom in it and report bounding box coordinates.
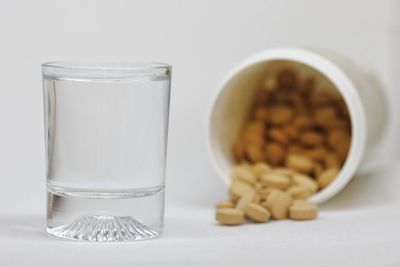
[47,185,164,242]
[47,215,159,242]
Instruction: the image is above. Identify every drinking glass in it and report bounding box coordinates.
[42,62,171,241]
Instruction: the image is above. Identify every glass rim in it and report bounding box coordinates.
[41,61,171,81]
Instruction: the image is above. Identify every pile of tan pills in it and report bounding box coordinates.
[215,68,352,225]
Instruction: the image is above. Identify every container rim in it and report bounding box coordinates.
[206,47,367,204]
[41,61,172,81]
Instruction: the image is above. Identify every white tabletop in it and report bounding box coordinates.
[1,164,399,267]
[0,1,399,265]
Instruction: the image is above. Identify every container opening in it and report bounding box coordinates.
[213,59,353,195]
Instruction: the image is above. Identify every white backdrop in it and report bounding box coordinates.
[0,1,399,264]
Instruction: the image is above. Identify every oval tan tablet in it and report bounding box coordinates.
[288,144,304,155]
[283,124,299,140]
[229,181,254,200]
[293,114,313,129]
[245,144,265,163]
[286,154,314,174]
[261,173,291,190]
[216,208,245,225]
[245,203,271,223]
[241,122,264,146]
[242,131,264,146]
[265,142,285,166]
[273,167,295,177]
[238,161,252,167]
[292,173,318,194]
[252,193,261,204]
[216,200,235,209]
[233,141,246,161]
[309,91,331,105]
[313,106,337,127]
[269,105,294,125]
[324,153,341,169]
[289,200,318,220]
[327,118,350,131]
[236,191,256,211]
[244,120,265,134]
[328,129,348,147]
[318,168,339,188]
[259,187,278,200]
[269,128,290,145]
[260,200,269,210]
[286,186,312,199]
[300,130,324,147]
[313,162,324,178]
[232,165,257,185]
[303,146,326,161]
[254,182,263,192]
[251,162,271,178]
[266,190,293,219]
[254,106,269,122]
[229,195,239,204]
[328,130,351,160]
[335,136,351,161]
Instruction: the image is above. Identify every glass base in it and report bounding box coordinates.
[47,186,164,242]
[47,215,160,242]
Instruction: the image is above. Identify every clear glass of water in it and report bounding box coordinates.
[42,62,171,241]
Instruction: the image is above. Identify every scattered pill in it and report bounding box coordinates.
[286,154,314,174]
[261,172,291,190]
[251,162,271,178]
[232,165,257,185]
[229,181,254,200]
[269,105,294,125]
[287,186,312,199]
[216,200,235,209]
[318,168,339,188]
[216,208,245,225]
[218,68,352,226]
[272,167,295,177]
[266,190,293,219]
[324,153,341,169]
[236,191,256,212]
[300,130,324,146]
[292,173,318,194]
[289,200,318,220]
[265,143,286,166]
[269,127,290,145]
[245,203,271,223]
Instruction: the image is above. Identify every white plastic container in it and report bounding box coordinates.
[207,48,387,204]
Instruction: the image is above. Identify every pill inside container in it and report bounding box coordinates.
[208,48,370,204]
